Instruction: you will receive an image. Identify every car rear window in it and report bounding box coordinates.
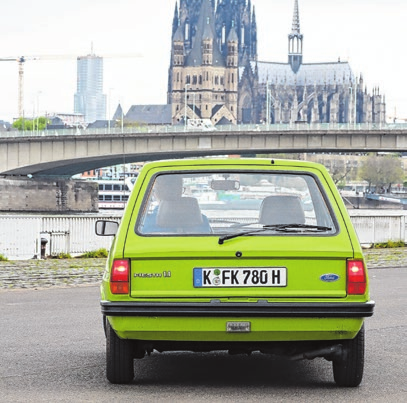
[136,171,337,236]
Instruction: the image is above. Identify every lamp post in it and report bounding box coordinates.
[108,88,114,134]
[184,83,190,130]
[349,84,357,126]
[36,91,41,135]
[266,81,270,126]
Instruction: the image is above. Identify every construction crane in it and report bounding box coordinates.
[0,56,32,118]
[0,52,142,119]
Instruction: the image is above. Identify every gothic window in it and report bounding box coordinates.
[206,72,209,81]
[221,77,224,85]
[199,75,202,85]
[177,73,179,82]
[215,76,219,85]
[186,75,191,84]
[232,73,234,84]
[193,75,197,84]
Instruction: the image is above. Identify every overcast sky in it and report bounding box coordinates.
[0,0,405,122]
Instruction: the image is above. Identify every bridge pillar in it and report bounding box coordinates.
[0,178,98,213]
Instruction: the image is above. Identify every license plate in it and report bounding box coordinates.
[193,267,287,288]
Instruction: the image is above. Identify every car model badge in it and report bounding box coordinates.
[320,273,340,282]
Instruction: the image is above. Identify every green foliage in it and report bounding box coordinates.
[359,154,404,191]
[52,252,72,259]
[0,253,8,261]
[373,240,405,249]
[79,248,109,258]
[12,116,49,131]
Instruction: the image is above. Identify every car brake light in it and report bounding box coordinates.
[110,259,129,294]
[347,260,366,295]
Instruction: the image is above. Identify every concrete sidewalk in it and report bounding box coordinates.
[0,248,406,290]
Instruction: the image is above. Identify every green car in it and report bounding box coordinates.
[96,158,374,386]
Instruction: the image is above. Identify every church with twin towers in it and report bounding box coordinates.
[167,0,386,126]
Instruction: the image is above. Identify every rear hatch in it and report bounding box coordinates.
[127,234,353,300]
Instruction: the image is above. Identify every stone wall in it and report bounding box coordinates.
[0,178,98,212]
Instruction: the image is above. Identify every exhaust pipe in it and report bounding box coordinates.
[290,344,343,361]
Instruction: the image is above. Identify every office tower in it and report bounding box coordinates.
[74,53,106,123]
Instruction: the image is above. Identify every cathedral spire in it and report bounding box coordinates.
[288,0,303,74]
[172,2,179,37]
[291,0,301,35]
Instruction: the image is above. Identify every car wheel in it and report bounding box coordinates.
[106,320,134,384]
[333,324,365,387]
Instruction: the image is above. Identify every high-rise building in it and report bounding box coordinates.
[168,0,386,125]
[74,53,106,123]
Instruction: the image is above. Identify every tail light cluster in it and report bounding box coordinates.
[110,259,130,294]
[347,260,367,295]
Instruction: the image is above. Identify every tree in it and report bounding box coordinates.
[12,117,49,131]
[359,154,404,192]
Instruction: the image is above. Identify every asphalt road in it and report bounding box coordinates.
[0,267,406,403]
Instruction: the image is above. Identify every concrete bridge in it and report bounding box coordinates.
[1,124,407,177]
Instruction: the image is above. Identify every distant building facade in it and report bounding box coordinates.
[74,54,107,123]
[47,113,86,129]
[168,0,386,125]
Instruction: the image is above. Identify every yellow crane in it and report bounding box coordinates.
[0,52,142,119]
[0,56,32,118]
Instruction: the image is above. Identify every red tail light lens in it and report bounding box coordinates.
[347,260,366,295]
[110,259,129,294]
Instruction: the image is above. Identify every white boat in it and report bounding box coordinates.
[97,176,136,210]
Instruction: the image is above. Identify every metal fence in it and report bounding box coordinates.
[1,122,407,139]
[0,214,122,260]
[348,210,407,245]
[0,210,406,260]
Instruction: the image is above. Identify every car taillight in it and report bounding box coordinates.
[110,259,129,294]
[347,260,366,295]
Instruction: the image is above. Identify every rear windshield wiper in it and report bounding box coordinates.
[263,223,333,232]
[218,224,332,244]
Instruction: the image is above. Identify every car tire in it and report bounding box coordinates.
[106,320,134,384]
[333,324,365,387]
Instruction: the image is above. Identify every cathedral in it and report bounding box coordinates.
[167,0,386,125]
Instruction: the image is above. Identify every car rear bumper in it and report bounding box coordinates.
[101,300,375,318]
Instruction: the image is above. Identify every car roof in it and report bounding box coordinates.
[140,158,327,171]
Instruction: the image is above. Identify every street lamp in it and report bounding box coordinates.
[266,81,270,126]
[108,88,114,133]
[37,91,42,135]
[349,84,357,126]
[184,83,190,130]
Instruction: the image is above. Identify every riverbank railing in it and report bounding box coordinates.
[0,210,406,260]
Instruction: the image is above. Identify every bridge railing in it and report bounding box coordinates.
[2,122,407,139]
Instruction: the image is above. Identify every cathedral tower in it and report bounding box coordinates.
[168,0,254,125]
[288,0,303,73]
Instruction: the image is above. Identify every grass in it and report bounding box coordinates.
[78,248,109,259]
[0,254,8,261]
[52,253,72,259]
[373,240,405,249]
